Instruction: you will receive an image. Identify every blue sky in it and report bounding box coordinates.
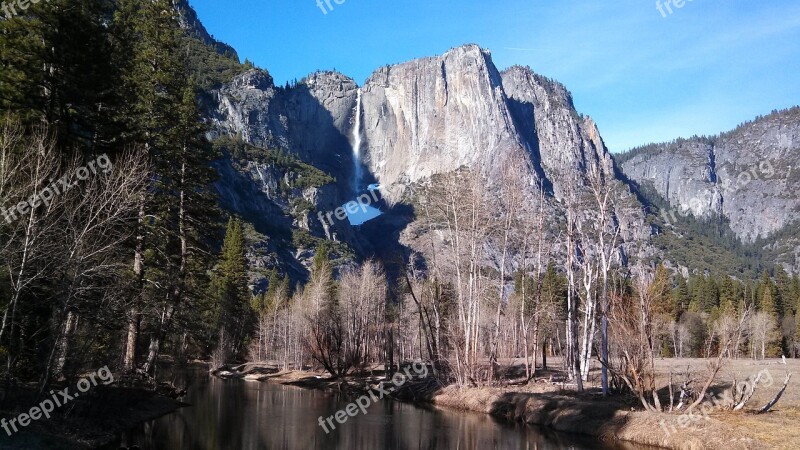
[189,0,800,152]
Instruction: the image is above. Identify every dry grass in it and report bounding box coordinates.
[430,384,766,450]
[711,408,800,449]
[651,358,800,449]
[652,358,799,408]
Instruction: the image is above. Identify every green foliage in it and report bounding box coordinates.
[540,262,567,317]
[759,271,778,319]
[312,242,332,277]
[119,0,223,365]
[211,218,253,362]
[774,265,794,317]
[651,264,675,317]
[292,229,317,249]
[513,271,537,312]
[292,229,355,263]
[672,275,690,318]
[256,268,281,312]
[181,35,252,91]
[718,276,738,315]
[796,310,800,347]
[0,0,121,153]
[633,180,769,277]
[687,274,718,313]
[0,0,248,381]
[290,198,316,219]
[670,268,796,335]
[212,135,336,190]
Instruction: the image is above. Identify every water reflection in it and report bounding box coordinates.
[119,370,646,450]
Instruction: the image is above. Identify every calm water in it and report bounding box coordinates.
[118,370,643,450]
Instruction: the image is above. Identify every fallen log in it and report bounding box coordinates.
[758,372,792,414]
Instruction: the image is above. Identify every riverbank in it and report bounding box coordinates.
[0,386,185,449]
[216,362,785,450]
[213,363,434,399]
[430,384,767,450]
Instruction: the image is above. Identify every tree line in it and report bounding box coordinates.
[0,0,251,389]
[248,154,800,395]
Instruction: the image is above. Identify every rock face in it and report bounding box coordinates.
[355,47,628,205]
[173,0,800,277]
[206,44,655,281]
[210,45,630,201]
[617,108,800,272]
[618,108,800,244]
[359,45,531,193]
[210,69,357,176]
[501,66,614,197]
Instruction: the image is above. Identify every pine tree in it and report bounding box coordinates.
[703,276,720,312]
[255,267,281,314]
[756,271,782,357]
[775,265,792,318]
[795,310,800,357]
[688,274,704,313]
[793,275,800,317]
[651,264,674,317]
[541,262,567,317]
[114,0,221,373]
[672,274,690,319]
[311,243,337,304]
[718,276,737,315]
[213,218,251,364]
[514,271,537,315]
[0,0,119,152]
[759,271,778,318]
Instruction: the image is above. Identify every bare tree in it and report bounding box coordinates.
[585,161,622,394]
[750,312,778,360]
[560,171,584,391]
[41,150,148,386]
[488,154,529,383]
[609,267,662,411]
[338,260,387,369]
[0,123,62,369]
[416,169,492,385]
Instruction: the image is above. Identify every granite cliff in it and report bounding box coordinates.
[618,107,800,271]
[204,44,652,283]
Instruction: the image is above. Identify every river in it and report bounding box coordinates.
[116,369,646,450]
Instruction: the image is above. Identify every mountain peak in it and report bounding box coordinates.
[173,0,239,59]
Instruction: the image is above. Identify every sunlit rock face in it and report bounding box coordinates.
[211,45,626,203]
[357,45,532,195]
[618,108,800,271]
[620,108,800,243]
[209,44,655,275]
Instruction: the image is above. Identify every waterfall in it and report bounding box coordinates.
[352,88,363,193]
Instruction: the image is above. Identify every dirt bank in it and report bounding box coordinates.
[430,385,768,450]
